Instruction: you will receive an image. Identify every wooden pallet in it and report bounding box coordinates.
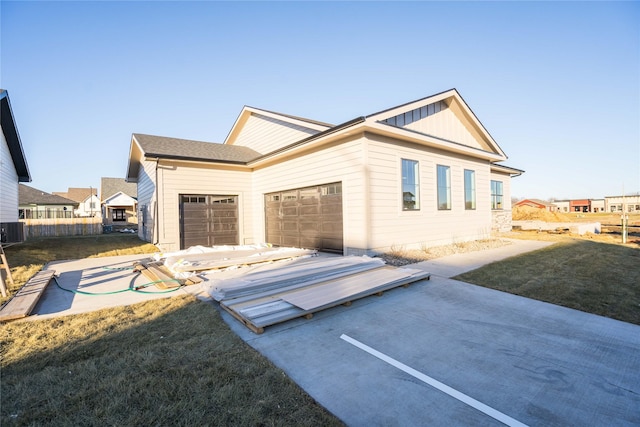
[0,270,56,322]
[133,260,202,289]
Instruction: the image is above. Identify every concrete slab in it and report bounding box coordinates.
[27,254,207,321]
[221,239,640,426]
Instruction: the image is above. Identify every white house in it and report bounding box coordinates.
[101,177,138,226]
[1,89,31,242]
[126,89,523,254]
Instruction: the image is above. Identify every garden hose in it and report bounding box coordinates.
[53,271,184,296]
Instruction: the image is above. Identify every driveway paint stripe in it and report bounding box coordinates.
[340,334,528,427]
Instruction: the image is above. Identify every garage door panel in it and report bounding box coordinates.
[265,182,343,253]
[180,195,239,249]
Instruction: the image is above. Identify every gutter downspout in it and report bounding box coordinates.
[153,158,160,245]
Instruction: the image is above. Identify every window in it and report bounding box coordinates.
[402,159,420,210]
[437,165,451,210]
[112,209,126,221]
[464,169,476,210]
[491,180,504,210]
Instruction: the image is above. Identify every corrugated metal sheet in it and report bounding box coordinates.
[216,257,430,334]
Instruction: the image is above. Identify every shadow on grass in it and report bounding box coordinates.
[0,295,343,426]
[454,239,640,326]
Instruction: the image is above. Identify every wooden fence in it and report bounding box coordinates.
[21,218,103,239]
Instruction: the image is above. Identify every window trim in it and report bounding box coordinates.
[491,180,504,210]
[464,169,476,210]
[437,164,451,211]
[401,158,420,211]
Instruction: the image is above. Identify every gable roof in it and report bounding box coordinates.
[101,177,137,200]
[103,191,137,206]
[53,187,98,203]
[1,89,31,182]
[224,106,332,147]
[127,133,262,181]
[19,184,77,205]
[365,88,507,160]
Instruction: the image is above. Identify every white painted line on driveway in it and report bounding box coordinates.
[340,334,528,427]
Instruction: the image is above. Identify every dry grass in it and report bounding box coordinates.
[1,235,343,426]
[454,238,640,325]
[1,295,342,426]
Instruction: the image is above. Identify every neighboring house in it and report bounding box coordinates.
[126,88,523,254]
[53,187,101,218]
[552,200,570,213]
[514,199,555,211]
[100,177,138,226]
[606,195,640,213]
[18,184,77,219]
[0,89,31,242]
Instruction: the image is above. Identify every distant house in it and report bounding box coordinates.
[605,195,640,213]
[53,187,101,218]
[19,184,77,219]
[514,199,554,211]
[1,89,31,242]
[127,89,523,254]
[100,177,138,226]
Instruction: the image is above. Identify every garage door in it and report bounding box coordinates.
[265,182,343,253]
[180,195,239,249]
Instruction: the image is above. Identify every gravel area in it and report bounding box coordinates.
[378,238,513,266]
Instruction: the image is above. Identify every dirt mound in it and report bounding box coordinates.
[512,205,572,222]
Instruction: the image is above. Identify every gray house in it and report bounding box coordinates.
[127,89,523,254]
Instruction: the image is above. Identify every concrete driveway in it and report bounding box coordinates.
[25,239,640,426]
[221,240,640,426]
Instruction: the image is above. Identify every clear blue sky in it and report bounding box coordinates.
[2,1,638,200]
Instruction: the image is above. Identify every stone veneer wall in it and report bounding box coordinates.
[492,210,512,233]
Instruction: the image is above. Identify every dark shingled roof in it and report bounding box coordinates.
[1,89,31,182]
[134,134,262,164]
[19,184,77,205]
[101,177,137,200]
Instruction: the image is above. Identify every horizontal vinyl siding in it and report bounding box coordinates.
[136,159,157,243]
[0,133,19,222]
[366,135,493,252]
[233,113,319,154]
[157,161,253,252]
[405,106,482,150]
[252,137,366,251]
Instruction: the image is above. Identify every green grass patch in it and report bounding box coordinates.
[454,239,640,325]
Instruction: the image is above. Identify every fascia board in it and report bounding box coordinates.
[490,164,525,177]
[364,121,507,162]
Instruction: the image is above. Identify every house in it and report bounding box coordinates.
[53,187,101,218]
[126,89,523,254]
[551,200,570,213]
[514,199,555,211]
[0,89,31,242]
[100,177,138,227]
[18,184,76,219]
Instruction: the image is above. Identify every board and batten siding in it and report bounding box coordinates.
[251,136,368,252]
[364,134,493,253]
[0,132,19,222]
[403,104,483,151]
[231,113,319,155]
[155,161,253,252]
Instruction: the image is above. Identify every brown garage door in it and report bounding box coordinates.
[180,195,239,249]
[265,182,343,253]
